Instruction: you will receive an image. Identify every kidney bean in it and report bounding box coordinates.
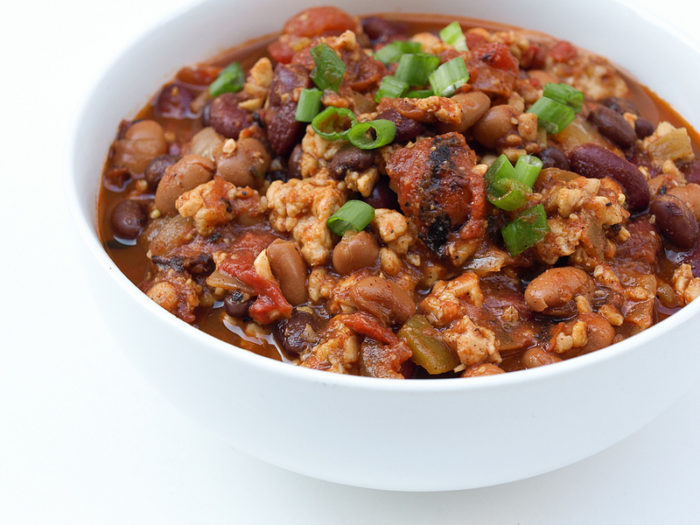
[144,154,179,189]
[216,137,271,187]
[332,231,380,275]
[366,180,398,210]
[224,289,253,318]
[267,103,304,156]
[111,200,146,240]
[588,105,637,148]
[288,144,303,179]
[351,276,416,324]
[375,108,425,143]
[272,309,319,357]
[438,92,491,134]
[266,240,308,305]
[329,147,375,178]
[524,267,595,317]
[472,105,518,150]
[361,17,404,45]
[569,143,650,211]
[154,82,194,119]
[600,96,639,116]
[668,184,700,220]
[650,195,699,249]
[209,93,253,139]
[522,347,561,368]
[681,160,700,184]
[538,146,570,170]
[635,117,655,139]
[155,154,215,214]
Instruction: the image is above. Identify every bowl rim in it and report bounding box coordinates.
[66,0,700,393]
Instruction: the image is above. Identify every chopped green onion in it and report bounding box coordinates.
[428,56,470,97]
[375,75,409,102]
[347,119,397,149]
[327,200,375,235]
[209,62,245,97]
[295,88,323,122]
[513,155,543,188]
[395,53,441,86]
[439,21,468,52]
[527,97,576,134]
[501,204,550,256]
[405,89,433,98]
[374,40,422,65]
[310,43,346,92]
[485,154,516,186]
[543,82,584,112]
[311,107,357,140]
[488,178,530,211]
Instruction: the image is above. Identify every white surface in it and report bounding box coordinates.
[2,0,700,521]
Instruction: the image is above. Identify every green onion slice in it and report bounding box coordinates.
[405,89,433,98]
[543,82,584,112]
[439,21,468,52]
[375,75,409,103]
[347,119,397,149]
[374,40,422,65]
[310,43,347,92]
[513,155,543,188]
[485,154,516,186]
[527,97,576,134]
[327,200,375,235]
[487,178,530,211]
[295,88,323,122]
[428,56,470,97]
[209,62,245,97]
[311,107,357,140]
[501,204,550,256]
[395,53,441,86]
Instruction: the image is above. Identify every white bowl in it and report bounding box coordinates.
[68,0,700,491]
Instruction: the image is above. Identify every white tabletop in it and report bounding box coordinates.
[2,0,700,523]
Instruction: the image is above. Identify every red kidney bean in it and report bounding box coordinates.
[569,143,650,211]
[272,309,320,356]
[144,154,179,189]
[365,178,399,209]
[539,146,570,170]
[269,64,310,106]
[267,103,304,156]
[209,93,253,139]
[224,290,253,318]
[329,147,375,178]
[650,195,699,249]
[635,117,655,139]
[111,200,146,240]
[154,82,194,119]
[682,160,700,185]
[600,96,638,116]
[588,105,637,148]
[375,108,425,143]
[288,144,303,179]
[361,17,405,45]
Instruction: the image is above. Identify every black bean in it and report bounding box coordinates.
[154,82,194,119]
[329,147,375,178]
[224,290,252,318]
[539,146,570,170]
[365,178,399,210]
[209,93,253,139]
[361,17,405,45]
[111,200,146,240]
[651,196,699,249]
[272,309,319,357]
[600,96,639,116]
[588,105,637,148]
[376,108,425,143]
[635,117,655,139]
[288,144,303,180]
[144,154,179,189]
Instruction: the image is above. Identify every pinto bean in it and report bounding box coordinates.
[223,289,252,318]
[266,240,308,305]
[524,267,595,317]
[438,91,491,134]
[111,200,146,240]
[522,347,562,368]
[588,105,637,148]
[472,105,518,149]
[188,127,224,161]
[580,313,615,354]
[329,147,375,178]
[635,117,655,139]
[332,231,380,275]
[144,154,179,189]
[351,276,416,324]
[154,154,215,214]
[272,309,319,357]
[667,184,700,220]
[375,108,425,143]
[112,120,168,175]
[462,363,505,377]
[569,143,650,211]
[650,195,699,249]
[600,96,638,116]
[209,93,253,139]
[216,138,271,187]
[539,146,570,170]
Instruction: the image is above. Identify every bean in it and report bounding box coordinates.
[635,117,655,139]
[668,184,700,220]
[569,143,650,211]
[600,96,639,116]
[111,200,146,240]
[375,108,425,143]
[332,231,380,274]
[184,253,215,275]
[267,102,304,156]
[522,347,562,368]
[361,17,404,45]
[216,137,271,187]
[580,313,615,354]
[472,105,518,150]
[538,146,570,170]
[682,160,700,184]
[438,92,491,134]
[209,93,253,139]
[524,267,595,317]
[650,195,699,249]
[462,364,505,377]
[272,309,319,357]
[188,127,224,161]
[112,120,168,175]
[351,276,416,324]
[288,144,303,180]
[365,178,399,210]
[154,82,194,119]
[588,105,637,148]
[266,240,308,305]
[329,147,375,178]
[144,154,179,189]
[269,64,311,106]
[154,154,215,214]
[223,289,253,318]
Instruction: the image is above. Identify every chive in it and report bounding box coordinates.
[375,75,409,103]
[484,154,516,186]
[395,53,441,86]
[513,155,544,188]
[428,56,470,97]
[347,119,397,149]
[310,43,346,92]
[501,204,550,256]
[374,40,422,65]
[527,97,576,134]
[311,107,357,140]
[295,88,323,122]
[209,62,245,97]
[543,82,584,112]
[405,89,433,98]
[487,178,530,211]
[327,200,375,235]
[439,21,468,52]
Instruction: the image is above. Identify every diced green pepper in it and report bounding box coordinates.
[398,315,460,374]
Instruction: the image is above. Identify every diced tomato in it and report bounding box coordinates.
[268,38,295,64]
[474,43,518,74]
[283,6,357,37]
[176,65,222,86]
[342,312,398,345]
[465,32,488,50]
[550,40,577,63]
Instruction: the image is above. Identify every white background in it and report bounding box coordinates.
[2,0,700,523]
